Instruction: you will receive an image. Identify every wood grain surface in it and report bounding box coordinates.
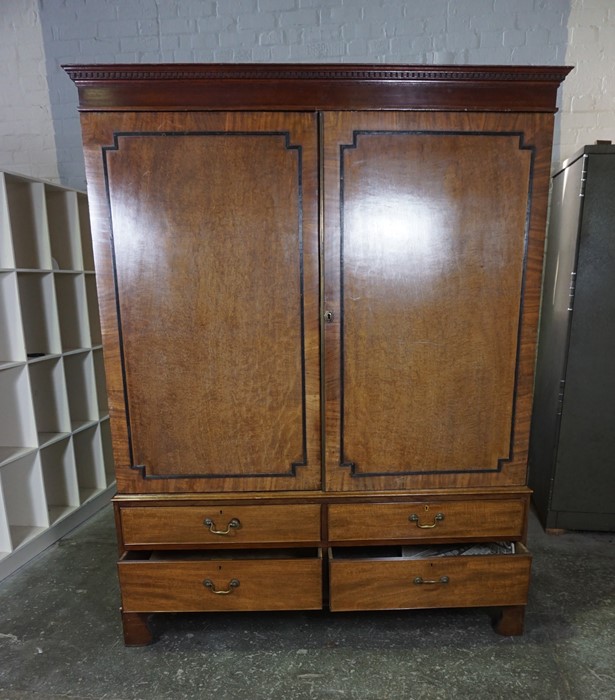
[70,65,569,640]
[324,111,554,492]
[329,545,531,611]
[65,64,571,113]
[81,112,320,493]
[119,553,323,612]
[327,499,526,543]
[121,504,321,547]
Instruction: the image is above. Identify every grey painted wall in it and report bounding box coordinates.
[39,0,571,190]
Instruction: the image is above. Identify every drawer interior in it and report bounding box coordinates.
[330,542,521,561]
[121,547,322,562]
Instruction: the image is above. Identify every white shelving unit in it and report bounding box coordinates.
[0,171,115,580]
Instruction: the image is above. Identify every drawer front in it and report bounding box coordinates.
[119,556,323,612]
[329,546,531,611]
[327,500,526,543]
[121,504,321,547]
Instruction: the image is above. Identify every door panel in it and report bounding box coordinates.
[324,112,546,491]
[82,112,320,493]
[528,155,585,521]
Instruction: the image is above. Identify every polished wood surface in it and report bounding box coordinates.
[64,64,570,113]
[120,611,152,646]
[492,605,526,636]
[81,112,320,493]
[68,64,568,641]
[327,499,526,543]
[119,553,323,612]
[113,486,531,504]
[328,545,531,611]
[121,504,321,547]
[324,111,554,491]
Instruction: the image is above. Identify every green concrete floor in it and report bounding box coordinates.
[0,505,614,700]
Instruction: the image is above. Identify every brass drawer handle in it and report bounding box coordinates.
[414,576,449,585]
[203,517,241,535]
[409,512,444,529]
[203,578,240,595]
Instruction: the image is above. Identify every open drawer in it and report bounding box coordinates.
[118,548,323,613]
[328,543,531,611]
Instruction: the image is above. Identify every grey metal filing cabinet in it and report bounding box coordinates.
[529,143,615,531]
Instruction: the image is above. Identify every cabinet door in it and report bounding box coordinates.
[81,113,320,493]
[323,111,552,491]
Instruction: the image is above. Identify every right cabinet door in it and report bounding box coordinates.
[323,111,553,492]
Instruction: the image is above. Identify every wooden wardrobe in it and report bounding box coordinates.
[66,64,569,645]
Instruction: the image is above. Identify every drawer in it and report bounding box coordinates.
[121,504,321,547]
[328,544,531,611]
[327,499,526,543]
[118,549,323,612]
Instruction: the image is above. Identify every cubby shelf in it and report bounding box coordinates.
[0,171,115,579]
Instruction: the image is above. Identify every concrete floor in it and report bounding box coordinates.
[0,506,614,700]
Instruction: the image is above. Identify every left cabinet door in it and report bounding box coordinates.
[80,112,321,494]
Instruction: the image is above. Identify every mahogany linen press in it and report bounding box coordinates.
[66,64,569,644]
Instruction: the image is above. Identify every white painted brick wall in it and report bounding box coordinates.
[36,0,573,189]
[554,0,615,168]
[0,0,59,182]
[0,0,600,188]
